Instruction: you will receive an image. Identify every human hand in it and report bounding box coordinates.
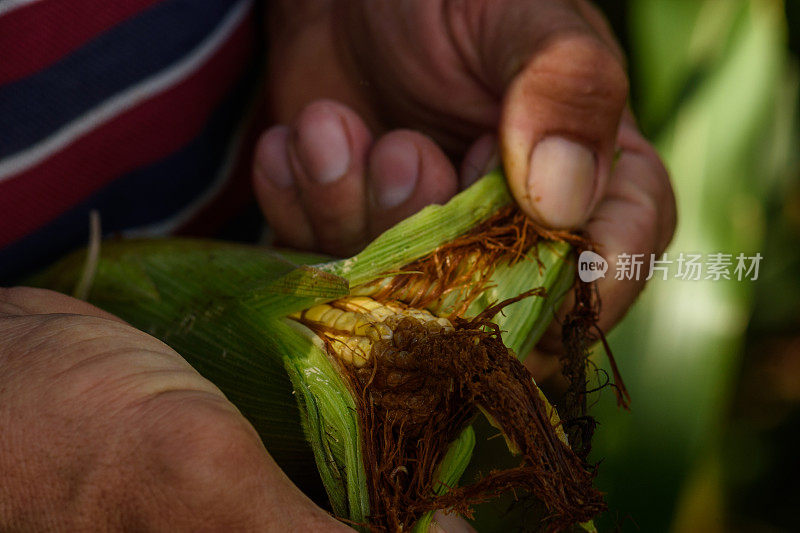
[253,0,676,374]
[0,287,351,531]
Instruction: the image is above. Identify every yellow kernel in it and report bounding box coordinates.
[304,304,332,323]
[320,307,344,326]
[353,316,374,337]
[342,296,381,312]
[333,311,359,331]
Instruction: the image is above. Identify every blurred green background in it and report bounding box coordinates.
[586,1,800,531]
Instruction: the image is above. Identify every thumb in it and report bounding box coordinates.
[492,5,628,228]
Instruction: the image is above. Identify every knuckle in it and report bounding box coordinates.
[136,396,265,512]
[603,200,660,259]
[297,98,348,126]
[636,208,662,255]
[535,33,628,108]
[659,184,678,253]
[629,198,660,253]
[627,148,676,252]
[613,148,676,255]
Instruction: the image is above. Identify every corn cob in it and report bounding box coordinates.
[32,171,603,532]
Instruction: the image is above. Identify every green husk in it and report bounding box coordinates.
[412,427,476,533]
[31,170,581,530]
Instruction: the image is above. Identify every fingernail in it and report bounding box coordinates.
[371,138,419,209]
[527,136,596,229]
[296,111,350,183]
[255,127,294,189]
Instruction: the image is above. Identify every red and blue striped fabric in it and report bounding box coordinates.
[0,0,264,282]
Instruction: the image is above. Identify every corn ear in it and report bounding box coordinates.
[31,170,580,530]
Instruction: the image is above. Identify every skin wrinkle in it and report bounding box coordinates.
[482,5,591,88]
[604,160,659,206]
[127,405,224,525]
[0,288,125,323]
[337,2,393,132]
[503,110,619,158]
[57,361,220,412]
[520,54,626,120]
[326,2,383,131]
[346,2,497,153]
[0,316,47,355]
[442,0,497,99]
[49,341,181,377]
[616,158,675,250]
[0,316,91,371]
[12,315,154,357]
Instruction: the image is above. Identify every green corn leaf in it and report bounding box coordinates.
[589,1,794,532]
[412,427,476,533]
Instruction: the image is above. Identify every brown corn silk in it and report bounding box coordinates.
[370,205,629,452]
[299,206,621,531]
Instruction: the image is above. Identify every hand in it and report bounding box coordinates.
[0,287,350,531]
[254,0,676,377]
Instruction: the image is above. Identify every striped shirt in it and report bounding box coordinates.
[0,0,265,283]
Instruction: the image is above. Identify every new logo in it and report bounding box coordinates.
[577,250,608,282]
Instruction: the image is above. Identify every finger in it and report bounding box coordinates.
[460,133,499,189]
[585,113,676,332]
[288,99,373,256]
[526,113,675,381]
[482,2,628,229]
[366,129,458,236]
[575,0,627,60]
[0,286,124,322]
[253,125,316,250]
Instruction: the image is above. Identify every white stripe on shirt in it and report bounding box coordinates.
[0,0,44,17]
[0,0,252,183]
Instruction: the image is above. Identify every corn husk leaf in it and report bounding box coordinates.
[31,171,575,529]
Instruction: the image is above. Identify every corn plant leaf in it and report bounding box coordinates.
[589,1,792,531]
